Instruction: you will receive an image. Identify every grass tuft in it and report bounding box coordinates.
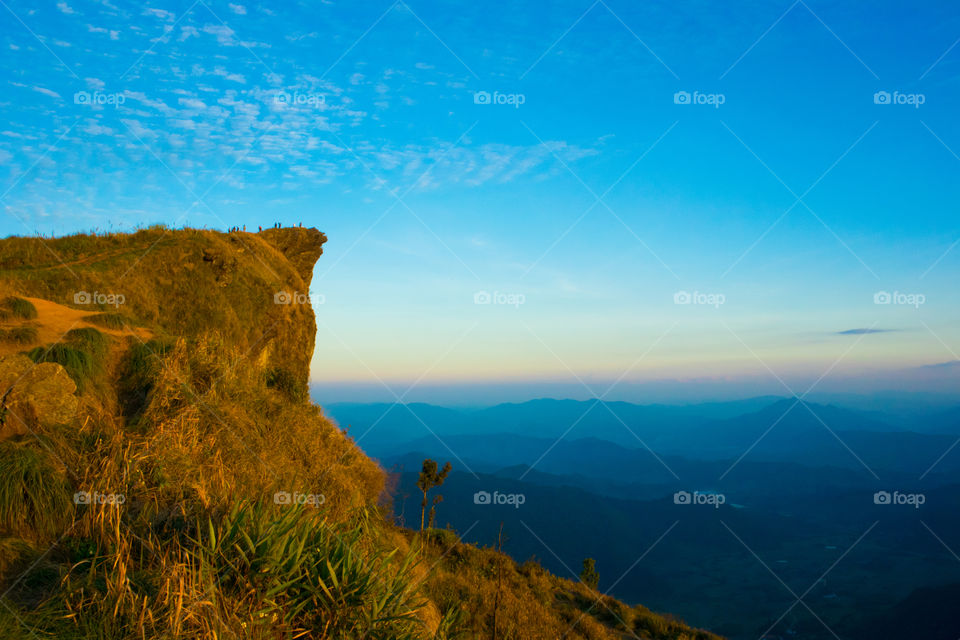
[25,344,95,392]
[0,441,72,538]
[265,367,307,402]
[64,327,109,360]
[118,338,174,422]
[0,326,38,345]
[83,313,132,330]
[2,297,37,320]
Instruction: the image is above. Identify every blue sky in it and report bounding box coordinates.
[2,0,959,403]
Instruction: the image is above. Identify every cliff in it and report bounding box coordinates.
[0,226,721,640]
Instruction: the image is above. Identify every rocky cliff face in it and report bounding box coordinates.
[0,355,78,440]
[0,226,327,397]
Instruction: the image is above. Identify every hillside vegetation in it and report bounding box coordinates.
[0,226,720,639]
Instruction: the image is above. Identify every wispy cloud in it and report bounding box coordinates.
[836,328,897,335]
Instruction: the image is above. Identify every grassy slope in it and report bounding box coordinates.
[0,227,721,640]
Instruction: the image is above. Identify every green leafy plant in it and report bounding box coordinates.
[192,501,426,639]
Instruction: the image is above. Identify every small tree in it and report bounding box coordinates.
[428,494,443,529]
[580,557,599,590]
[417,459,451,531]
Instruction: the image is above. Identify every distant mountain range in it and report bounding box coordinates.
[327,396,960,479]
[326,396,960,640]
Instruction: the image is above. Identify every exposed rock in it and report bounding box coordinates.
[258,227,327,287]
[201,247,238,286]
[0,355,78,438]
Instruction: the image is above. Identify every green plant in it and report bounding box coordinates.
[82,313,131,330]
[417,460,451,531]
[580,558,599,590]
[2,297,37,320]
[117,338,174,421]
[25,344,95,392]
[64,327,109,360]
[0,326,38,345]
[265,366,307,401]
[0,441,72,538]
[192,501,426,638]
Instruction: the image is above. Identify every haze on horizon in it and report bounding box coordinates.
[2,0,958,401]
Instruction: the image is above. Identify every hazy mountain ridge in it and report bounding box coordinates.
[329,398,960,639]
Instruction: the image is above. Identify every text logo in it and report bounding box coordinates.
[873,290,925,308]
[873,490,924,509]
[674,90,725,108]
[674,290,725,308]
[473,90,525,108]
[873,91,925,108]
[274,291,325,305]
[474,290,526,307]
[474,490,526,508]
[74,491,126,505]
[673,490,725,508]
[74,291,125,308]
[275,91,325,107]
[74,91,126,107]
[273,491,325,507]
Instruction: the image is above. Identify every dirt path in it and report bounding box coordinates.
[0,297,152,358]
